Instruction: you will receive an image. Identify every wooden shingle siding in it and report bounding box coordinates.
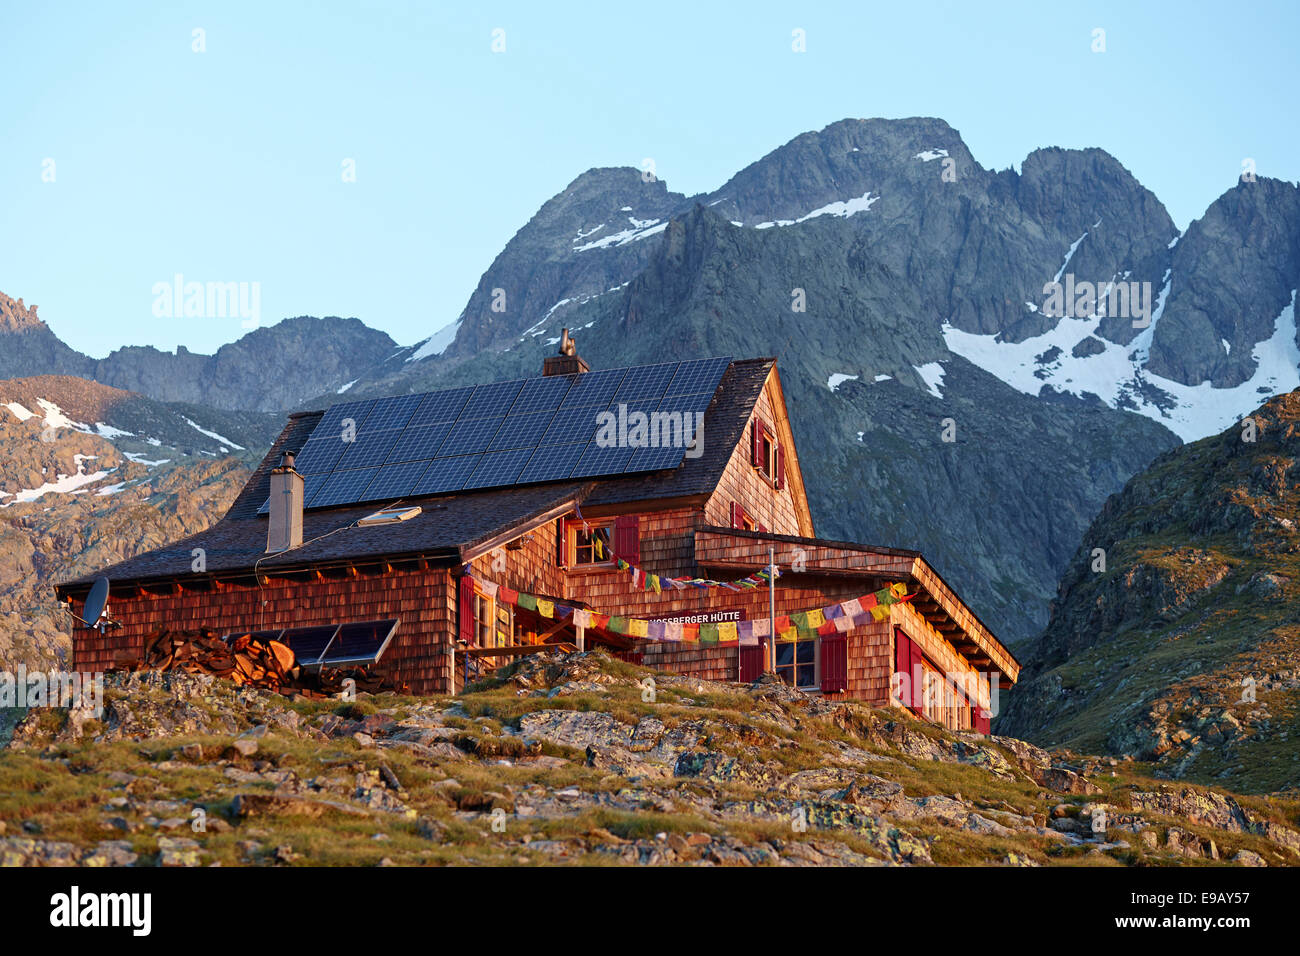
[71,567,458,696]
[704,381,804,537]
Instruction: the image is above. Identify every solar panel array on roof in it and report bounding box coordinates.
[259,357,731,513]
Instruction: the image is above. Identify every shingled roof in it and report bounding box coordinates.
[57,359,776,593]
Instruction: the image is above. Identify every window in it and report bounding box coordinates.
[751,420,783,487]
[759,430,776,479]
[472,586,513,648]
[730,501,758,531]
[774,636,817,689]
[569,520,614,567]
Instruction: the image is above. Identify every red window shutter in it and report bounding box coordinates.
[775,443,786,489]
[730,501,745,529]
[909,637,925,718]
[821,633,847,694]
[613,515,640,564]
[458,575,475,646]
[895,627,923,716]
[555,519,567,568]
[751,420,764,467]
[974,673,992,733]
[738,644,764,682]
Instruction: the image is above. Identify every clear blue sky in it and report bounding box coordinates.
[3,1,1296,357]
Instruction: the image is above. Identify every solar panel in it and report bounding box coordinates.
[658,390,715,416]
[572,441,635,478]
[511,374,574,412]
[314,400,374,441]
[665,357,730,396]
[460,379,524,419]
[362,394,424,432]
[321,619,398,666]
[386,422,452,463]
[294,436,349,475]
[561,368,626,408]
[540,405,609,445]
[462,447,533,489]
[290,357,731,509]
[613,362,676,402]
[518,442,586,483]
[336,429,402,470]
[279,624,341,667]
[362,459,431,501]
[313,467,382,508]
[490,410,555,450]
[408,386,475,427]
[302,473,329,508]
[439,416,505,457]
[410,455,480,496]
[626,443,689,472]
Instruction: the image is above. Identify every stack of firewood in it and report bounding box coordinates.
[110,628,406,697]
[112,629,297,691]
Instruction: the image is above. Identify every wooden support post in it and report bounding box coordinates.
[576,624,585,652]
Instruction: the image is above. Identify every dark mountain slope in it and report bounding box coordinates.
[997,390,1300,794]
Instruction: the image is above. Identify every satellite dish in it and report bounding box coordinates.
[83,577,110,630]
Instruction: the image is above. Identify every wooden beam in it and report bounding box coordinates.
[465,643,577,659]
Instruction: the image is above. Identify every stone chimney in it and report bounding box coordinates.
[542,328,590,376]
[266,452,304,553]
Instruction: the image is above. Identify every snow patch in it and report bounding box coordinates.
[94,422,133,439]
[574,217,667,251]
[123,451,171,467]
[408,319,461,362]
[873,374,893,382]
[942,286,1300,442]
[4,402,34,422]
[337,379,358,394]
[914,362,946,398]
[827,373,859,392]
[2,457,112,506]
[183,417,244,450]
[754,191,879,229]
[1053,232,1088,284]
[914,148,949,162]
[35,398,87,431]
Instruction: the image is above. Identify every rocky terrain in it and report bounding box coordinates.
[0,376,254,668]
[998,390,1300,795]
[1,651,1296,867]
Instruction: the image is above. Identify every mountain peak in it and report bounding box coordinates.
[0,292,45,333]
